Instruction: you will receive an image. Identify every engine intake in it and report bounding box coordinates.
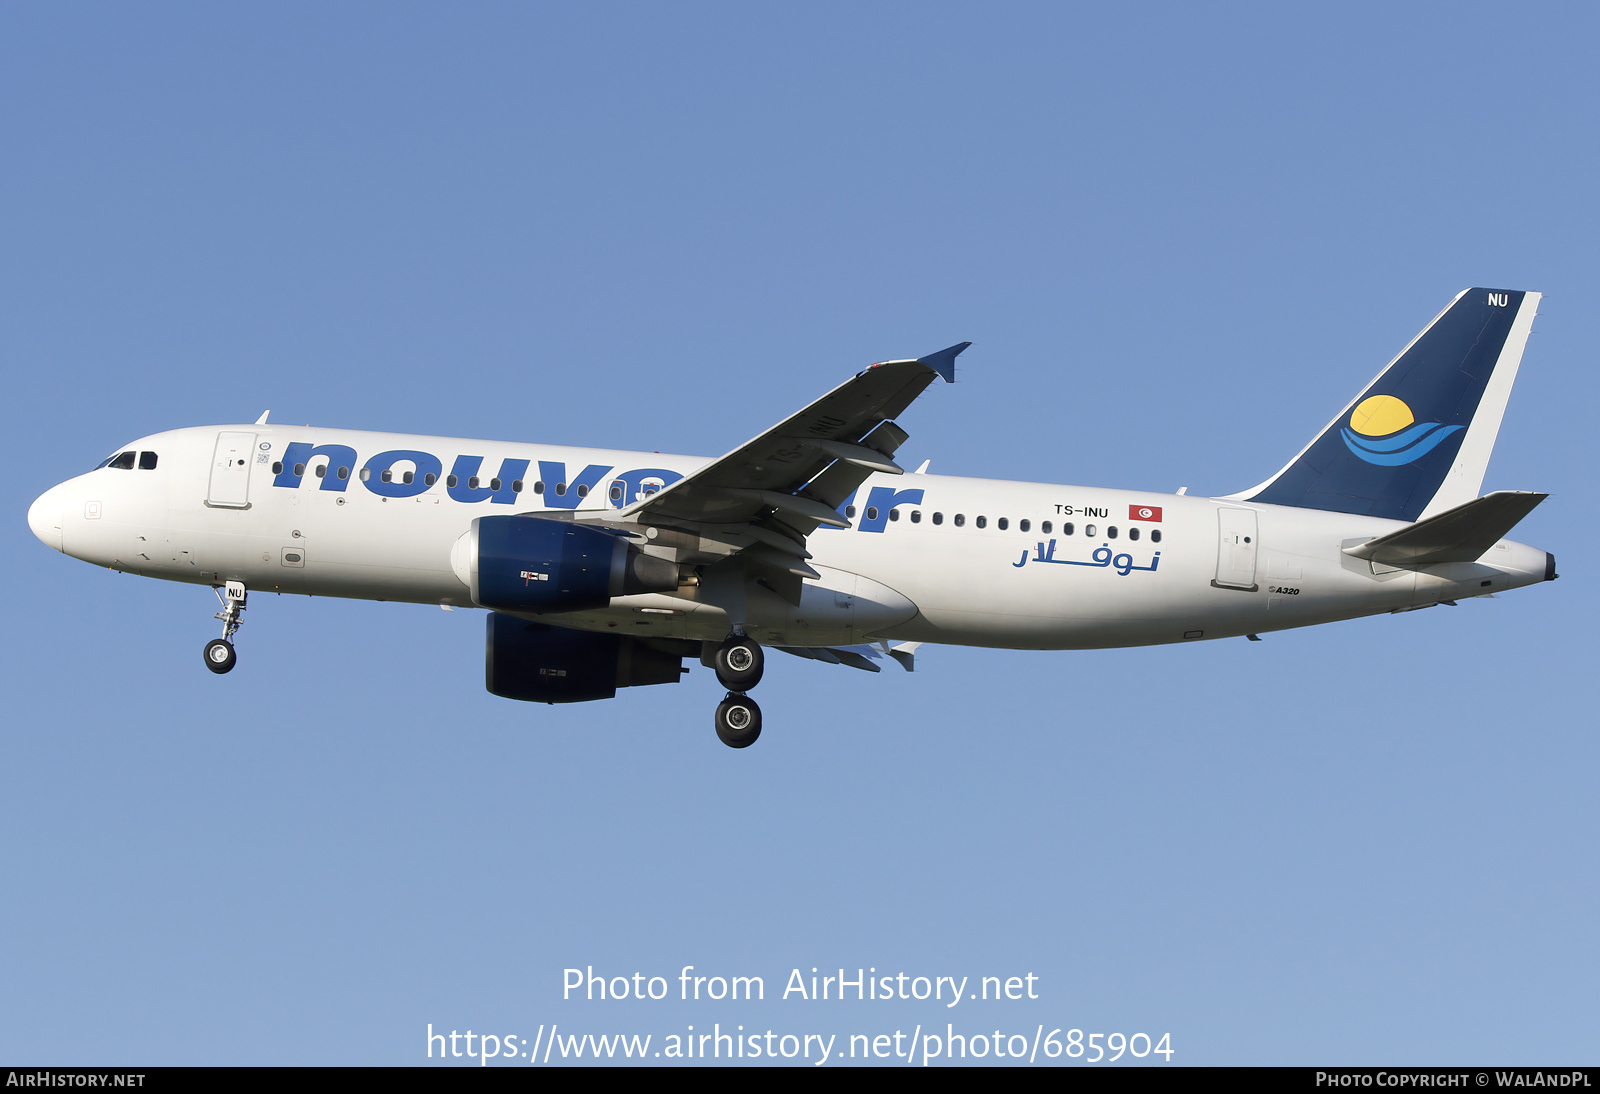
[454,516,678,613]
[486,614,687,703]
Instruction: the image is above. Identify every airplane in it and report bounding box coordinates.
[27,288,1557,748]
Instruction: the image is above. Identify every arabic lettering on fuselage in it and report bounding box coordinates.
[1012,539,1160,576]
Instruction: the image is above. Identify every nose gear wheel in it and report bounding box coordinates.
[203,638,236,674]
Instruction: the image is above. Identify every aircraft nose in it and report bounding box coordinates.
[28,485,66,552]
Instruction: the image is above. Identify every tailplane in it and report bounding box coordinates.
[1341,490,1547,568]
[1236,288,1540,521]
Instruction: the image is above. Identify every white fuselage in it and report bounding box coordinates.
[28,424,1553,650]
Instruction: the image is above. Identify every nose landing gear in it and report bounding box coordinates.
[203,581,247,675]
[712,632,764,747]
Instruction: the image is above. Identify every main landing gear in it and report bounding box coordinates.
[713,634,764,691]
[204,581,246,675]
[712,633,764,748]
[715,692,762,748]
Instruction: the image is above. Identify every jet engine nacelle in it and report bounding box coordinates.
[452,515,678,613]
[486,614,686,703]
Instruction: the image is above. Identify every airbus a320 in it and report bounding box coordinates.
[28,288,1557,747]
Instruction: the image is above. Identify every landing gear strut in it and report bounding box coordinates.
[715,692,762,748]
[204,581,246,675]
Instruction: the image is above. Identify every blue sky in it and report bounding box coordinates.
[2,2,1595,1065]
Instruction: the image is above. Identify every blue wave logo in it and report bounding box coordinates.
[1340,395,1463,466]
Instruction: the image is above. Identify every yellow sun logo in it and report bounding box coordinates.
[1349,395,1416,437]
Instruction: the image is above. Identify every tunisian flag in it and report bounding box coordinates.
[1128,504,1163,522]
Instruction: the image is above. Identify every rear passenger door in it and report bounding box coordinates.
[1213,508,1259,590]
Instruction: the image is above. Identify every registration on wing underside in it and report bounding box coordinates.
[1014,540,1161,576]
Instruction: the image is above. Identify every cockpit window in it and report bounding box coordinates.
[139,451,158,470]
[105,451,136,470]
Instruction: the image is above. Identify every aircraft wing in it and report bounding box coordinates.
[587,342,968,601]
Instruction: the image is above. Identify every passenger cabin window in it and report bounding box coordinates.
[910,510,922,523]
[534,481,544,494]
[888,508,900,521]
[468,476,480,489]
[846,505,856,518]
[1020,519,1030,532]
[381,470,393,483]
[954,514,966,527]
[554,482,566,496]
[576,484,589,497]
[997,517,1008,530]
[315,465,326,478]
[425,473,437,486]
[1151,529,1162,543]
[512,479,523,493]
[932,512,944,525]
[1129,527,1140,541]
[336,466,349,480]
[359,468,372,482]
[1062,522,1073,535]
[272,461,283,475]
[490,478,503,492]
[139,452,158,470]
[447,475,458,488]
[402,471,414,485]
[865,507,879,521]
[1107,525,1117,539]
[1085,524,1097,537]
[1042,521,1052,534]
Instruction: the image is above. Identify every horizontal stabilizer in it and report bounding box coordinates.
[1342,490,1547,568]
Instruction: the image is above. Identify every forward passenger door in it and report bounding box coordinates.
[206,432,256,509]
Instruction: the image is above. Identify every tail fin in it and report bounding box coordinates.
[1237,288,1540,521]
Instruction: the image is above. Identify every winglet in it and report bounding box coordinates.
[918,342,971,383]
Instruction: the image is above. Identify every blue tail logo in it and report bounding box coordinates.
[1339,395,1463,467]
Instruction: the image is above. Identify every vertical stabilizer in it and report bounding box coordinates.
[1236,288,1540,521]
